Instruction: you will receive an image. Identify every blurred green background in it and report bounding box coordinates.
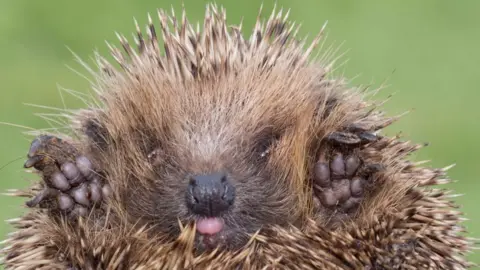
[0,0,478,266]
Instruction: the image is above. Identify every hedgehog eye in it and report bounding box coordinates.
[256,134,280,158]
[147,148,162,164]
[260,148,271,157]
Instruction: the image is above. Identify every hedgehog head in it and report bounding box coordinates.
[72,5,369,252]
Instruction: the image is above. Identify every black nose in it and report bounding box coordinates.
[186,172,235,216]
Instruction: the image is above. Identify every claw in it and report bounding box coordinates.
[327,132,361,145]
[363,164,385,174]
[23,155,45,169]
[26,136,45,158]
[24,135,79,171]
[327,131,378,146]
[358,132,378,143]
[26,188,59,207]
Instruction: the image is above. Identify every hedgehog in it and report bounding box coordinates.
[0,4,475,270]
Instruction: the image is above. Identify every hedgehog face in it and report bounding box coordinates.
[85,121,304,251]
[144,131,297,251]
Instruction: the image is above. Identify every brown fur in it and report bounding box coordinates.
[1,4,474,269]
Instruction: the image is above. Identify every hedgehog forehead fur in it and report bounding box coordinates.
[93,5,336,153]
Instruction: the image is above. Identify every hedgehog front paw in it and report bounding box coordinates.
[313,152,369,214]
[23,135,112,217]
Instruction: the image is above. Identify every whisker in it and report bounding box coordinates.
[0,122,36,131]
[22,103,71,112]
[0,156,25,171]
[57,83,67,111]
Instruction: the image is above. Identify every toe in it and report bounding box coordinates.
[89,182,103,204]
[70,183,91,207]
[345,155,361,178]
[314,162,330,188]
[61,162,84,186]
[50,172,71,192]
[350,177,365,197]
[330,153,345,179]
[319,188,337,207]
[58,194,75,211]
[76,155,94,179]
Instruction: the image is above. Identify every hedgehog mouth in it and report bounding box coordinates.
[195,217,227,250]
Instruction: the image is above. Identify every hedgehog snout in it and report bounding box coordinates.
[186,172,236,216]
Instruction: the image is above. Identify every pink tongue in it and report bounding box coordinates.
[196,218,224,235]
